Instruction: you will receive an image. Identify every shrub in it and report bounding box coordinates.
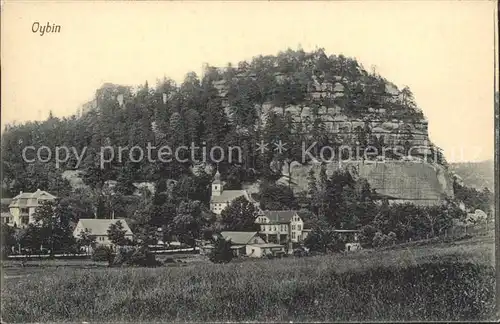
[209,236,233,264]
[359,224,378,247]
[112,245,162,267]
[387,231,397,245]
[91,246,114,263]
[372,231,384,247]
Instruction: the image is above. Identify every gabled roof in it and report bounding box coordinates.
[9,190,57,208]
[210,190,246,203]
[260,210,300,224]
[74,219,133,236]
[12,189,56,200]
[220,231,259,245]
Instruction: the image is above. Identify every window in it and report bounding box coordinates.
[21,208,29,214]
[291,225,296,230]
[21,216,29,224]
[3,217,10,224]
[292,232,296,239]
[297,225,301,230]
[214,186,218,190]
[254,239,259,244]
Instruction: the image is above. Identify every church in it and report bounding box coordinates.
[209,169,257,215]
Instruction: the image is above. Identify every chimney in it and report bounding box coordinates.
[162,93,167,104]
[19,191,23,195]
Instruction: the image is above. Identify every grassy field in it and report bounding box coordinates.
[1,233,496,322]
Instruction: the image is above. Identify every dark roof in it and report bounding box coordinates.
[260,210,299,224]
[210,190,246,203]
[220,231,259,245]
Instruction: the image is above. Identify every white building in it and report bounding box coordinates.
[7,189,57,228]
[209,169,256,215]
[73,219,134,247]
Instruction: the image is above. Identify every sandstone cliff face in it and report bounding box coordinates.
[213,70,433,153]
[277,160,454,206]
[209,61,452,206]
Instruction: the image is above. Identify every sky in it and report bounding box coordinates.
[1,1,497,162]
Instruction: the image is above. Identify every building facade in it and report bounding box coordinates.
[73,219,134,247]
[209,170,256,215]
[255,210,309,244]
[7,190,57,228]
[200,231,285,258]
[1,198,13,225]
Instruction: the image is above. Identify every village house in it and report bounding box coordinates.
[7,189,57,228]
[334,229,362,252]
[1,198,13,225]
[73,218,134,247]
[255,210,310,244]
[200,231,285,258]
[209,169,257,215]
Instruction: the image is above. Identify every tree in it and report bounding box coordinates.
[220,196,258,231]
[20,224,43,254]
[306,168,317,198]
[172,201,205,248]
[107,221,128,246]
[33,200,76,254]
[259,182,298,210]
[208,234,233,264]
[77,228,97,255]
[1,225,16,257]
[303,228,343,253]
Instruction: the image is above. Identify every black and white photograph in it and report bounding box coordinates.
[1,1,498,322]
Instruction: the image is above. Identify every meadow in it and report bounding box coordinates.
[1,233,496,322]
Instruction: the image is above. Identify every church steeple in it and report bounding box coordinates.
[212,165,223,196]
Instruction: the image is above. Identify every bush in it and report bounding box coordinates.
[387,231,397,245]
[372,231,384,247]
[112,245,162,267]
[91,246,114,263]
[209,236,233,264]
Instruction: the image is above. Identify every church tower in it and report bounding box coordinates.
[211,168,223,196]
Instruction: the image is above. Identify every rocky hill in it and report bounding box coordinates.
[1,48,452,205]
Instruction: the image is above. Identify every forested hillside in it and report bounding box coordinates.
[449,160,494,191]
[1,48,445,200]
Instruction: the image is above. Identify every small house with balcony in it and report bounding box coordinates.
[8,190,57,228]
